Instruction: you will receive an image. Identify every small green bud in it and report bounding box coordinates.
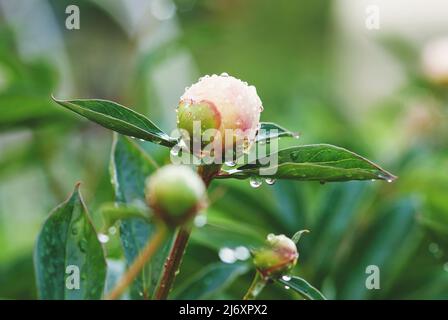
[145,165,206,227]
[253,231,308,278]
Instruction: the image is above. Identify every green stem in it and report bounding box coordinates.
[243,271,267,300]
[154,224,192,300]
[106,223,167,300]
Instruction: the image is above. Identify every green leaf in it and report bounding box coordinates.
[173,262,249,299]
[308,182,370,278]
[104,259,126,298]
[110,134,174,299]
[337,198,422,299]
[256,122,298,142]
[191,213,265,250]
[33,184,107,300]
[277,276,326,300]
[220,144,397,182]
[53,97,177,147]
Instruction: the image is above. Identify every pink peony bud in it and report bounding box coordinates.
[253,234,299,278]
[177,73,263,160]
[422,37,448,86]
[252,230,308,278]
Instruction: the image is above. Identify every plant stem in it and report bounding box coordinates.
[105,223,167,300]
[243,271,267,300]
[154,164,221,299]
[154,225,192,299]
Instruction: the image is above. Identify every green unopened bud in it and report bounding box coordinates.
[145,165,206,227]
[253,231,308,278]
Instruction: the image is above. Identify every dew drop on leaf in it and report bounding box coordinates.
[71,226,79,236]
[78,239,88,253]
[108,226,117,235]
[225,160,236,167]
[282,275,291,281]
[265,178,276,185]
[98,233,109,244]
[249,176,262,188]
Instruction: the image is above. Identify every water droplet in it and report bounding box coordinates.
[282,275,291,281]
[108,226,117,235]
[98,233,109,244]
[429,242,440,254]
[71,227,79,236]
[387,179,393,183]
[265,178,276,185]
[225,160,236,167]
[234,246,250,261]
[220,72,229,77]
[267,233,275,241]
[78,239,88,253]
[292,132,300,139]
[170,145,180,157]
[284,286,290,290]
[194,214,207,228]
[219,247,236,264]
[249,176,262,188]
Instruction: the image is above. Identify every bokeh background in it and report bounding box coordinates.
[0,0,447,299]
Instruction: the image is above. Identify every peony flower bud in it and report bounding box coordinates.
[253,231,308,278]
[422,37,448,86]
[177,73,263,160]
[145,165,206,227]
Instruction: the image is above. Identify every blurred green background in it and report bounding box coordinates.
[0,0,447,299]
